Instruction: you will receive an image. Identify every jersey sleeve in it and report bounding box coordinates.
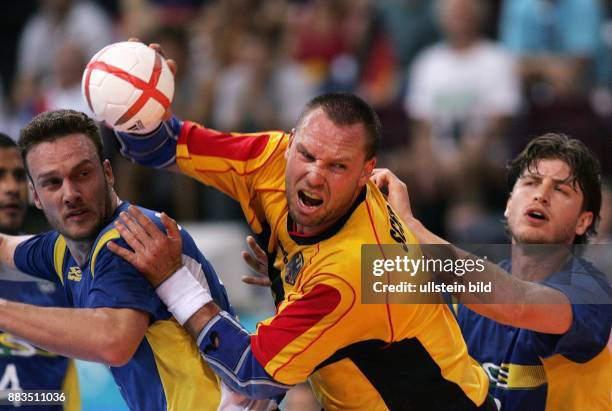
[13,232,63,284]
[534,263,612,362]
[176,121,287,233]
[249,273,357,384]
[195,273,357,398]
[87,230,165,319]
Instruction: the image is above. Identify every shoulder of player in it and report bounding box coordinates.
[89,205,166,269]
[548,258,612,303]
[353,184,411,243]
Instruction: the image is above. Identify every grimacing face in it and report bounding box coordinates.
[26,134,115,242]
[0,147,28,233]
[505,158,593,244]
[284,108,375,235]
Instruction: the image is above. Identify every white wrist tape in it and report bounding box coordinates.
[156,266,212,325]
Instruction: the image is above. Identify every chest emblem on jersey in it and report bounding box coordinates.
[67,266,82,282]
[285,252,304,285]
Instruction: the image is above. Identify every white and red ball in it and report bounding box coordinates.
[82,41,174,132]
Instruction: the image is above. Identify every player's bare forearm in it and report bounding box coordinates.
[467,295,572,334]
[0,234,32,269]
[372,168,573,333]
[0,299,148,365]
[406,226,573,332]
[185,301,221,339]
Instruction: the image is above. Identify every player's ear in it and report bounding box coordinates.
[359,157,377,186]
[504,194,512,218]
[574,210,593,236]
[103,159,114,187]
[29,181,42,209]
[285,128,295,159]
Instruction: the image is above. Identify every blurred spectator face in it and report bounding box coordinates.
[438,0,482,44]
[597,184,611,238]
[40,0,73,17]
[53,43,86,89]
[0,147,28,233]
[153,28,189,81]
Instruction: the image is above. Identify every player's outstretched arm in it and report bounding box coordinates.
[0,301,148,366]
[0,234,32,270]
[371,168,574,334]
[109,206,291,399]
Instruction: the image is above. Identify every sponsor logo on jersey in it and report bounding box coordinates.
[482,362,509,389]
[285,252,304,285]
[67,266,82,282]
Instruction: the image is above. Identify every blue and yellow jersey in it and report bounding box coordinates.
[13,202,233,411]
[457,258,612,411]
[0,280,80,411]
[176,122,493,410]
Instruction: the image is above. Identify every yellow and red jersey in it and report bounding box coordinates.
[177,121,490,410]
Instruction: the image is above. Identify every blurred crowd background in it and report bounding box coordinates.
[0,1,610,409]
[0,0,610,243]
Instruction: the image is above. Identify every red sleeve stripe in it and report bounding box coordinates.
[250,283,342,367]
[270,274,356,380]
[178,121,271,161]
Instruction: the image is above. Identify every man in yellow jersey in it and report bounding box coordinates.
[369,134,611,411]
[112,91,495,410]
[0,133,80,411]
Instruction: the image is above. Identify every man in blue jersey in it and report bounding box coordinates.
[0,132,80,411]
[369,134,611,411]
[0,110,269,411]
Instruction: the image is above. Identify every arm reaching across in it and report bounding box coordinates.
[371,168,574,334]
[109,206,291,399]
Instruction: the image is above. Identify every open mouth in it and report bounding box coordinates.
[526,210,547,221]
[298,190,323,208]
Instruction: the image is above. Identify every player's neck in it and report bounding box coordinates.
[293,220,335,237]
[66,239,96,267]
[510,244,570,281]
[65,194,120,266]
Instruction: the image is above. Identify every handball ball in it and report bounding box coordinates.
[82,41,174,132]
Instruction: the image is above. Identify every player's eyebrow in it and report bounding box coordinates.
[297,142,351,164]
[36,159,94,182]
[521,171,578,191]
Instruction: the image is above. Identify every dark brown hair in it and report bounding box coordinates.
[507,133,602,243]
[0,133,17,149]
[297,92,381,160]
[18,110,103,177]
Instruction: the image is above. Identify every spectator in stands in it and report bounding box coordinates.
[13,0,113,125]
[500,0,603,103]
[393,0,521,240]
